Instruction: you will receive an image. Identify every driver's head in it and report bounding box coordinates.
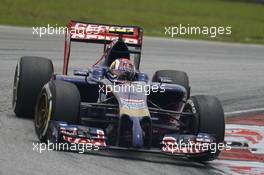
[109,58,135,80]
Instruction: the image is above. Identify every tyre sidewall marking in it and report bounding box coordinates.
[12,60,20,110]
[186,98,197,114]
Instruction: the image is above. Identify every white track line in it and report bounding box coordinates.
[225,107,264,116]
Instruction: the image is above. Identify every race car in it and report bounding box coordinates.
[12,20,225,161]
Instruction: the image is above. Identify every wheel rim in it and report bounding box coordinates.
[12,64,19,110]
[35,92,49,137]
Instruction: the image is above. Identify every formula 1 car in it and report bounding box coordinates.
[12,20,225,161]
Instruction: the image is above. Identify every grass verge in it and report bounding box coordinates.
[0,0,263,44]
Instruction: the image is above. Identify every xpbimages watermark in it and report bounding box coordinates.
[163,141,232,154]
[32,24,67,37]
[98,82,165,96]
[165,24,232,38]
[32,141,100,154]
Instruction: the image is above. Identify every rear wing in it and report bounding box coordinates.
[63,20,143,74]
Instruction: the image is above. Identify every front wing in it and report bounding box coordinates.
[47,121,217,157]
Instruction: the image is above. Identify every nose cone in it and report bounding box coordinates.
[130,116,144,148]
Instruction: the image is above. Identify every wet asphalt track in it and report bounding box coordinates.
[0,25,264,175]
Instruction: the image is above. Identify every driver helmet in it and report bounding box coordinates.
[109,58,135,81]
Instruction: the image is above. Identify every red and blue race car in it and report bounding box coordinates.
[12,20,225,161]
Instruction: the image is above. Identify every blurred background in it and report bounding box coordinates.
[0,0,263,44]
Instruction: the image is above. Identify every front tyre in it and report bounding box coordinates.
[184,95,225,161]
[34,80,80,142]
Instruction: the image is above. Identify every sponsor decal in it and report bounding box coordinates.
[120,98,146,110]
[71,23,138,45]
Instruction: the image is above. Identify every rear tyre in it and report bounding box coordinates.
[34,80,80,142]
[184,95,225,161]
[12,56,53,118]
[152,70,190,98]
